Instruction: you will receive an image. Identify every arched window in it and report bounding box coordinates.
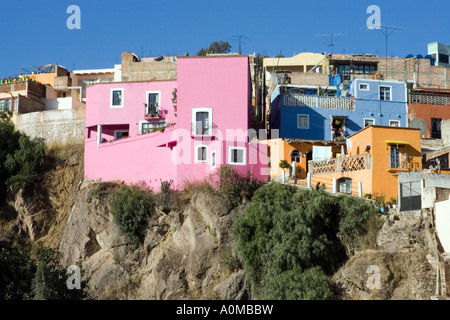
[338,178,352,194]
[291,149,301,163]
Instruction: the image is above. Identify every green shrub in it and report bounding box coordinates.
[109,184,156,246]
[337,194,381,252]
[0,243,89,300]
[216,165,263,208]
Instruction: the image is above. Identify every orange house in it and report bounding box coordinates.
[268,138,345,181]
[308,126,422,202]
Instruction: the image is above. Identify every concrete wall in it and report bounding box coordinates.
[398,171,450,188]
[45,97,73,110]
[435,197,450,253]
[15,109,85,144]
[442,119,450,146]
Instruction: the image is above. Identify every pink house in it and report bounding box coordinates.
[84,56,269,191]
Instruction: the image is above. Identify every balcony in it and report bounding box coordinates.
[284,93,355,111]
[308,154,372,176]
[387,154,419,173]
[144,106,165,120]
[409,93,450,106]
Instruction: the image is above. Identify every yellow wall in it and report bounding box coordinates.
[263,52,325,70]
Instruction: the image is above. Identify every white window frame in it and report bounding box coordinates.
[364,118,375,127]
[297,114,309,129]
[379,85,392,101]
[210,150,216,170]
[228,146,247,166]
[110,88,124,108]
[359,83,370,91]
[146,91,161,114]
[389,120,400,127]
[114,129,129,140]
[195,145,208,163]
[192,108,213,136]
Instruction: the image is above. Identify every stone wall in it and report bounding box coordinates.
[14,109,85,144]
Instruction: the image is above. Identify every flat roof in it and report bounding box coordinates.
[72,68,115,75]
[348,125,420,139]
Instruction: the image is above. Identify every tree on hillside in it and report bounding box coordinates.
[0,111,45,203]
[232,183,380,299]
[197,41,232,56]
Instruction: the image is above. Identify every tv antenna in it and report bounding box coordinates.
[315,34,347,53]
[230,35,251,54]
[378,25,404,72]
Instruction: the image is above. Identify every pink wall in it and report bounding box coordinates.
[86,80,177,137]
[176,56,251,134]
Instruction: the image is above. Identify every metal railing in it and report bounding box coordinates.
[284,93,355,110]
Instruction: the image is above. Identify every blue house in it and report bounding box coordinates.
[269,79,408,141]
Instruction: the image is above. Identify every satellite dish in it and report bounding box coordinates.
[409,118,427,136]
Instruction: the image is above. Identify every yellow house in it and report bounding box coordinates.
[308,126,422,202]
[263,52,327,74]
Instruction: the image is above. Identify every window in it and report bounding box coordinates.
[389,120,400,127]
[210,151,216,169]
[439,53,449,64]
[297,114,309,129]
[364,118,375,127]
[140,120,166,134]
[192,108,212,135]
[359,83,369,91]
[111,89,124,108]
[146,91,160,115]
[379,86,391,101]
[114,130,129,140]
[0,99,11,112]
[291,149,301,163]
[228,146,246,165]
[195,145,207,163]
[431,118,442,139]
[338,178,352,194]
[390,146,400,169]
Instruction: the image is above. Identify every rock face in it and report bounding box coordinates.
[333,211,437,300]
[57,181,250,300]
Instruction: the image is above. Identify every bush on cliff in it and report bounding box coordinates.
[109,184,156,246]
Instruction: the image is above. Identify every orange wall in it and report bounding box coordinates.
[349,126,421,201]
[27,73,57,87]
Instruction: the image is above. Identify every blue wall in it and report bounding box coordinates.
[273,80,407,140]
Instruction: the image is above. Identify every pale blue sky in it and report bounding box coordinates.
[0,0,448,77]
